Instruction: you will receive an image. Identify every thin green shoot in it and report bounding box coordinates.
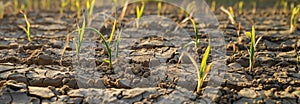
[211,0,216,12]
[229,6,235,18]
[19,11,31,42]
[0,1,3,19]
[108,19,117,44]
[252,1,256,14]
[73,18,86,59]
[85,27,112,69]
[238,1,243,14]
[14,0,18,13]
[177,44,211,92]
[60,0,69,15]
[72,22,119,69]
[70,0,75,11]
[112,0,117,13]
[47,0,50,10]
[290,7,299,34]
[136,1,145,28]
[115,29,122,58]
[245,25,262,72]
[26,0,32,11]
[187,18,199,48]
[41,0,47,10]
[157,1,162,16]
[220,6,235,25]
[87,0,95,24]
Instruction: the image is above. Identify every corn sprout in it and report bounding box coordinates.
[220,6,235,25]
[136,1,145,28]
[245,25,262,72]
[60,0,69,15]
[290,7,299,34]
[19,11,31,41]
[177,44,211,92]
[157,1,162,16]
[238,1,243,14]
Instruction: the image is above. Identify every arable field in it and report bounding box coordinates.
[0,0,299,103]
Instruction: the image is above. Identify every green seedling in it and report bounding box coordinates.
[211,0,216,12]
[72,19,119,69]
[47,0,50,10]
[112,0,117,13]
[0,1,3,19]
[136,1,145,28]
[245,25,262,72]
[41,0,47,10]
[177,44,211,92]
[238,1,243,14]
[157,1,162,16]
[19,11,31,41]
[76,0,81,18]
[87,0,95,23]
[60,0,69,15]
[26,0,32,11]
[280,0,287,12]
[252,1,256,14]
[14,0,18,13]
[184,18,199,48]
[73,18,86,59]
[70,0,75,11]
[220,6,235,25]
[290,7,299,34]
[108,19,117,44]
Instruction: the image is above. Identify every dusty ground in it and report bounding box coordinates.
[0,1,300,104]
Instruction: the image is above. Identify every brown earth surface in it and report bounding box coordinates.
[0,1,300,104]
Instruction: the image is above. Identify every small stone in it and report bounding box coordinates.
[37,55,53,65]
[228,62,242,69]
[238,88,258,98]
[7,73,28,85]
[95,79,106,89]
[116,79,131,88]
[28,86,55,98]
[11,93,30,104]
[67,98,83,104]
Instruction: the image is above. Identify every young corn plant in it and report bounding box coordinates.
[211,0,216,12]
[76,0,81,18]
[14,0,18,13]
[184,18,199,48]
[73,19,118,69]
[136,1,145,28]
[245,25,262,72]
[290,7,299,34]
[19,11,31,42]
[220,6,235,25]
[87,0,95,24]
[157,1,162,16]
[238,1,243,14]
[252,1,256,14]
[178,44,211,92]
[73,18,86,59]
[60,0,69,15]
[0,1,3,19]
